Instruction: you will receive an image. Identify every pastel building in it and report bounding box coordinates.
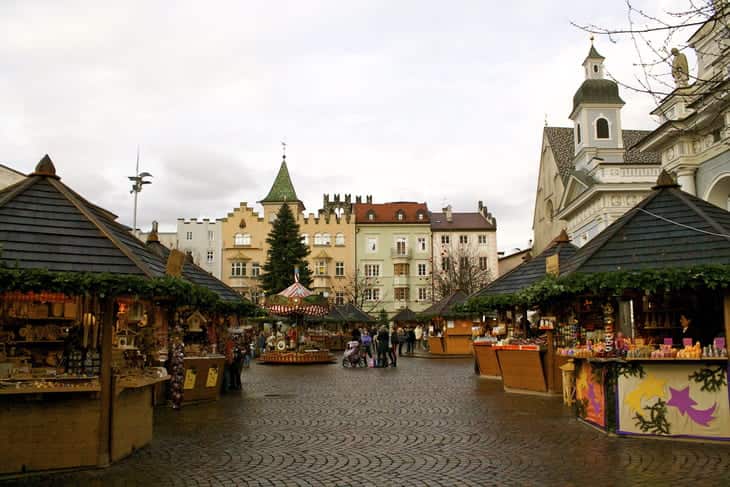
[0,164,25,189]
[354,201,432,317]
[176,218,223,279]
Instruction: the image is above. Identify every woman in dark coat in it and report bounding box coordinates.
[376,326,390,368]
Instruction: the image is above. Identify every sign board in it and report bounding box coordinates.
[184,369,196,390]
[683,338,693,347]
[546,254,559,276]
[166,249,186,277]
[447,321,455,329]
[206,367,218,388]
[715,337,726,350]
[663,338,674,346]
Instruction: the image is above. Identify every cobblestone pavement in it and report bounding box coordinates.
[3,357,730,486]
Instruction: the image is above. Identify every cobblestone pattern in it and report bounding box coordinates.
[2,358,730,486]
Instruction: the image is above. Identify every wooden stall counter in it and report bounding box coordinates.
[473,341,501,378]
[111,375,170,462]
[428,336,445,354]
[496,348,548,393]
[181,355,225,404]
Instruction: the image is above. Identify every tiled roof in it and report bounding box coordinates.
[354,202,430,224]
[260,158,301,204]
[430,212,495,231]
[560,176,730,275]
[420,290,468,317]
[544,127,661,184]
[321,303,375,323]
[472,236,577,297]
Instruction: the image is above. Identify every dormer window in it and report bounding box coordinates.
[396,210,405,221]
[596,118,610,139]
[367,210,375,221]
[417,211,425,221]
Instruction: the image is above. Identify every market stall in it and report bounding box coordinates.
[307,303,374,351]
[419,291,474,355]
[466,231,578,394]
[0,157,256,475]
[473,338,501,378]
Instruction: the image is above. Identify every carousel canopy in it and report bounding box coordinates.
[265,282,329,317]
[278,282,313,298]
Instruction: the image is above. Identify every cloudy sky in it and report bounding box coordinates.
[2,0,691,251]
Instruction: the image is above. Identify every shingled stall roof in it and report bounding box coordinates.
[472,232,577,298]
[0,156,167,277]
[430,212,495,231]
[543,127,661,184]
[318,303,375,324]
[560,171,730,275]
[392,307,417,323]
[420,290,468,318]
[354,202,429,224]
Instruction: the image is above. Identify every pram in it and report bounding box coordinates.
[342,340,368,368]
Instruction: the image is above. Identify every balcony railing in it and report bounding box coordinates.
[390,248,412,259]
[393,275,410,286]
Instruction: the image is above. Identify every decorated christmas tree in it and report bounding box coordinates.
[262,203,313,294]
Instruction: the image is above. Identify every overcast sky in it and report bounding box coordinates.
[2,0,690,252]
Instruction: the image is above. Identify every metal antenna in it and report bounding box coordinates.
[128,145,153,233]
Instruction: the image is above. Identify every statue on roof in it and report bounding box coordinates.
[671,48,689,88]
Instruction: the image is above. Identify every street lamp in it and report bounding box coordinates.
[128,147,152,233]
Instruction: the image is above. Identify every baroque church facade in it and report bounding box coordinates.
[532,43,662,254]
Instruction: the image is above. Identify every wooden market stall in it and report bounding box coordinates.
[0,157,256,475]
[419,291,473,355]
[551,172,730,441]
[467,231,577,392]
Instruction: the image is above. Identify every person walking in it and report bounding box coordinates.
[396,326,405,356]
[376,326,390,368]
[407,326,416,355]
[388,325,398,367]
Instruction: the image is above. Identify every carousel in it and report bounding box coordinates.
[258,281,336,364]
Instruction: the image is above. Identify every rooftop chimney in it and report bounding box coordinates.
[443,205,453,223]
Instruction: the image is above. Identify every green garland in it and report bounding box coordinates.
[460,264,730,312]
[0,267,260,317]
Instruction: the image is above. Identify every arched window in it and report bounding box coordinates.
[416,210,425,221]
[396,210,405,221]
[335,233,345,246]
[322,233,331,245]
[596,118,610,139]
[314,233,323,245]
[576,123,582,144]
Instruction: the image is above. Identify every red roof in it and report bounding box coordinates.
[430,212,496,231]
[354,202,430,224]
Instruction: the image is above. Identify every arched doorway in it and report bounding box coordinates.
[705,174,730,210]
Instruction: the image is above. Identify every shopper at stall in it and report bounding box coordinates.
[396,327,405,355]
[406,326,416,355]
[414,324,424,350]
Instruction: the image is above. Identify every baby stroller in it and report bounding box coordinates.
[342,340,367,368]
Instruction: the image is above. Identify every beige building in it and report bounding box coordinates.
[498,248,532,277]
[219,157,356,303]
[0,164,25,189]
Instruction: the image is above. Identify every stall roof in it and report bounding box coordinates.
[561,171,730,275]
[0,156,166,277]
[322,303,375,323]
[420,290,468,317]
[392,307,417,323]
[471,231,577,298]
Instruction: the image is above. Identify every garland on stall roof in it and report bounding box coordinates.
[0,267,262,317]
[459,264,730,313]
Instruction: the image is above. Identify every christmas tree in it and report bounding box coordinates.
[262,204,313,294]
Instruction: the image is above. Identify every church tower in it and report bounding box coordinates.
[569,40,626,170]
[258,153,305,222]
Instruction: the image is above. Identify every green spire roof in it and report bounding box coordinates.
[260,157,301,204]
[586,43,604,61]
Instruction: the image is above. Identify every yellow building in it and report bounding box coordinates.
[219,157,356,304]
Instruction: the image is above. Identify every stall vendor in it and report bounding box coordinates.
[678,312,701,345]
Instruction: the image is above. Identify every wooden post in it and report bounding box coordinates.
[724,293,730,345]
[97,297,114,466]
[545,329,556,393]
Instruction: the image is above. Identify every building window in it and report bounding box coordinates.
[596,118,610,139]
[576,123,582,144]
[208,231,214,241]
[417,237,427,252]
[366,237,377,253]
[301,234,309,245]
[394,263,409,276]
[364,288,380,301]
[186,231,193,240]
[395,237,407,255]
[335,261,345,276]
[394,288,408,301]
[314,233,323,246]
[441,235,450,245]
[251,262,261,277]
[234,233,251,246]
[478,235,487,245]
[322,233,331,245]
[206,250,214,263]
[417,263,427,276]
[459,235,468,244]
[417,211,425,221]
[418,287,428,301]
[441,257,451,272]
[396,210,404,221]
[367,210,375,221]
[459,256,469,270]
[479,257,488,270]
[335,233,345,246]
[364,264,380,277]
[316,260,327,276]
[335,292,345,305]
[231,261,246,277]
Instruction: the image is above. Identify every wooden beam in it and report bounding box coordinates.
[97,297,114,466]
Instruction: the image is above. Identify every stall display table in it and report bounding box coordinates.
[473,342,501,378]
[572,357,729,441]
[112,375,169,462]
[181,356,225,404]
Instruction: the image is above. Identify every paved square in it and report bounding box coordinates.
[3,357,729,486]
